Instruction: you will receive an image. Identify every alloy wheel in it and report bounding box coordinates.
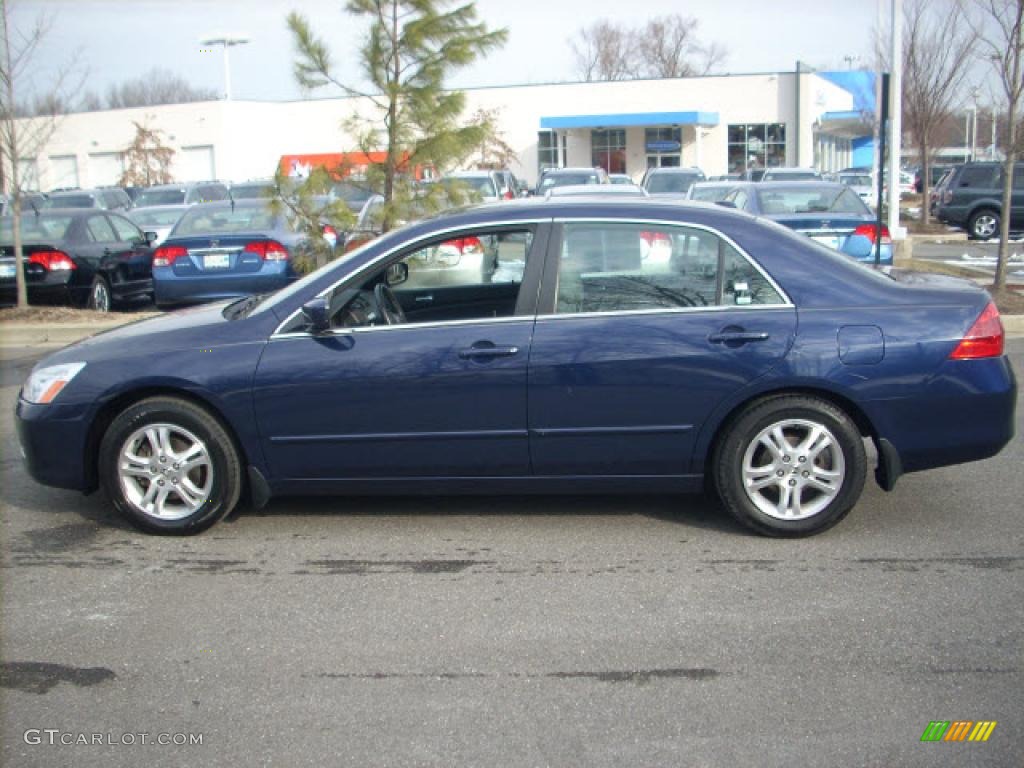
[118,423,214,520]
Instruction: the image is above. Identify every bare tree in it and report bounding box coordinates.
[967,0,1023,291]
[569,20,637,81]
[119,120,175,187]
[899,0,977,224]
[104,68,217,109]
[0,0,81,308]
[570,15,727,82]
[635,15,727,78]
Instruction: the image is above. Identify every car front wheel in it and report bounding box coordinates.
[98,397,242,534]
[713,395,867,537]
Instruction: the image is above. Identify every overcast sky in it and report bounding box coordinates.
[11,0,911,103]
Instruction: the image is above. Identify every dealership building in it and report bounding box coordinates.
[13,68,876,192]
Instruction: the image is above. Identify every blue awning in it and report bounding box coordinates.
[540,111,719,129]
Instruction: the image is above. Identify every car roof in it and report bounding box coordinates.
[646,167,703,174]
[542,167,602,174]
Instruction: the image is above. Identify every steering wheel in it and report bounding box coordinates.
[374,282,406,325]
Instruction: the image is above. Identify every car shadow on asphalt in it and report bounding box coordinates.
[232,492,748,535]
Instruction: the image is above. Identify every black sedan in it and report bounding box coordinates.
[0,209,156,311]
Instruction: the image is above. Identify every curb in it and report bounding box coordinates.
[909,233,970,244]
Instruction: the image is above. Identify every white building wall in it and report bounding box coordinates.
[11,73,856,191]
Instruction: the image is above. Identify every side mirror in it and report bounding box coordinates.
[385,262,408,286]
[715,200,737,209]
[301,296,331,335]
[144,231,158,245]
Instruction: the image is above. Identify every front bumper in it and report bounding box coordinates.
[15,398,94,492]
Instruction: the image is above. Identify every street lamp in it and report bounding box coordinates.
[200,35,250,100]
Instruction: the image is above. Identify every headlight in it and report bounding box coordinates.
[22,362,87,404]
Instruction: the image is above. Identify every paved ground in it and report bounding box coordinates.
[1,343,1021,767]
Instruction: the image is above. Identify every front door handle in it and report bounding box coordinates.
[458,344,519,360]
[708,330,770,344]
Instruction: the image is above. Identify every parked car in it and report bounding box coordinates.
[935,161,1022,240]
[443,170,520,202]
[687,181,737,203]
[838,172,878,209]
[0,209,155,310]
[127,204,190,246]
[914,165,953,194]
[15,198,1015,537]
[1,192,48,215]
[132,182,230,209]
[151,200,326,308]
[536,167,609,195]
[545,184,647,198]
[723,182,892,264]
[641,167,706,195]
[42,188,132,213]
[328,180,379,212]
[609,173,637,186]
[760,168,822,182]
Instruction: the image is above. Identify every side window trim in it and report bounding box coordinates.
[537,216,792,317]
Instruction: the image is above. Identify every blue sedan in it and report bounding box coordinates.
[722,182,893,265]
[15,199,1016,536]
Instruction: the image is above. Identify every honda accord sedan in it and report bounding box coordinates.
[15,199,1016,536]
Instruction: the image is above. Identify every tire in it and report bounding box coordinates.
[98,397,242,535]
[968,209,1000,241]
[87,275,112,312]
[713,395,867,537]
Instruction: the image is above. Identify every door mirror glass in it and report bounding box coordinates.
[385,262,408,286]
[144,231,159,245]
[301,297,331,334]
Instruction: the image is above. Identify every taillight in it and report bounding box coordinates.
[322,225,338,247]
[950,302,1004,360]
[244,240,289,261]
[153,245,187,267]
[943,189,952,204]
[443,237,483,255]
[503,189,514,200]
[28,250,75,271]
[852,224,892,245]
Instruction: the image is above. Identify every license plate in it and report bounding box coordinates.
[0,264,15,278]
[811,235,842,250]
[204,253,230,269]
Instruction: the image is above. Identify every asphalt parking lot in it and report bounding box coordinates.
[1,343,1021,767]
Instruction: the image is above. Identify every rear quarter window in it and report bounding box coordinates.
[958,166,998,188]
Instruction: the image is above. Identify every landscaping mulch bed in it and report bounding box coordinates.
[0,307,160,324]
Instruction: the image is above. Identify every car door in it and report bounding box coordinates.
[106,214,154,281]
[76,214,127,270]
[252,223,550,481]
[527,219,797,477]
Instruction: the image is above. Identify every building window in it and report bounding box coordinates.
[591,129,626,174]
[728,123,786,174]
[538,131,559,173]
[644,126,683,169]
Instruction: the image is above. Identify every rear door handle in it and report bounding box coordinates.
[458,345,519,360]
[708,331,770,344]
[414,294,433,303]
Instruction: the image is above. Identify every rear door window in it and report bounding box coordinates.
[85,215,118,243]
[958,166,998,188]
[108,214,144,243]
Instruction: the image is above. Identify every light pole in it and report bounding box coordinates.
[200,35,250,100]
[887,0,904,239]
[969,87,981,162]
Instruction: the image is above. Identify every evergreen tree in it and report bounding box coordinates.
[287,0,507,231]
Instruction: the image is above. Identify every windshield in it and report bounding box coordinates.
[129,209,185,227]
[230,184,274,200]
[1,214,74,242]
[447,176,497,197]
[43,195,94,209]
[173,206,279,236]
[754,187,868,215]
[646,174,701,194]
[134,189,187,207]
[689,186,732,202]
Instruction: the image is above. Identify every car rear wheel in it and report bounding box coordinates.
[87,276,112,312]
[968,209,999,240]
[98,397,242,534]
[713,395,866,537]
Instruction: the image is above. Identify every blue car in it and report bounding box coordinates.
[722,181,893,265]
[15,198,1015,536]
[152,200,327,307]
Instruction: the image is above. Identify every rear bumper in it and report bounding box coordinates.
[0,273,81,306]
[153,267,294,306]
[15,398,93,492]
[864,355,1017,474]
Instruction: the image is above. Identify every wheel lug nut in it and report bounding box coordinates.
[798,456,806,463]
[802,471,810,478]
[776,470,785,477]
[789,479,797,486]
[173,463,179,469]
[160,456,166,463]
[783,455,791,463]
[157,480,165,487]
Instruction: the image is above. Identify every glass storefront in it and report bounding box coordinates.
[538,131,560,173]
[645,126,683,168]
[591,129,627,174]
[728,123,786,174]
